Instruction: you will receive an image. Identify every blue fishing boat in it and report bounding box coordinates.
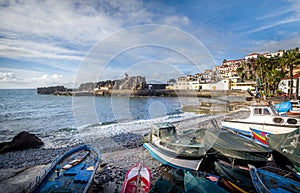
[29,144,101,193]
[184,171,228,193]
[249,164,300,193]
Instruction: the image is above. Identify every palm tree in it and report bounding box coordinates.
[256,56,267,95]
[282,48,300,98]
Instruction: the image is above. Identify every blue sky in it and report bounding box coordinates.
[0,0,300,88]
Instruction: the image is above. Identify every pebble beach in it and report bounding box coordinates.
[0,112,230,193]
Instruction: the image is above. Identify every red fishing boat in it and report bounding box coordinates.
[121,162,151,193]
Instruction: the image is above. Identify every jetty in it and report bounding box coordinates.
[39,88,250,98]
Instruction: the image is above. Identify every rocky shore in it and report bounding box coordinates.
[0,141,164,193]
[0,113,230,193]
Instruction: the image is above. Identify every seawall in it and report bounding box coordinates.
[51,89,251,98]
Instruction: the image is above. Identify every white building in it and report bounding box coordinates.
[230,81,256,91]
[245,53,261,60]
[199,79,230,90]
[263,50,284,58]
[278,73,300,97]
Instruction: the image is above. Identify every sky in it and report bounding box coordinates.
[0,0,300,89]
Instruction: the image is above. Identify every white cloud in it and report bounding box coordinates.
[0,69,75,89]
[249,36,300,53]
[244,0,300,34]
[0,72,18,81]
[244,17,300,34]
[163,16,190,27]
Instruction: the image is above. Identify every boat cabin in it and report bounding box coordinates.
[151,123,178,141]
[251,106,279,116]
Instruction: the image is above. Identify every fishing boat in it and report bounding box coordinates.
[142,123,206,159]
[184,171,228,193]
[201,128,272,162]
[267,128,300,173]
[250,127,269,146]
[260,166,300,182]
[143,142,203,170]
[249,164,300,193]
[214,160,255,192]
[169,168,220,185]
[121,162,151,193]
[29,144,101,193]
[219,178,248,193]
[222,105,300,137]
[142,123,207,170]
[149,177,185,193]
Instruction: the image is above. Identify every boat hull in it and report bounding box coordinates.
[222,105,300,137]
[184,171,228,193]
[249,165,300,193]
[267,128,300,172]
[207,130,272,162]
[222,120,298,137]
[214,160,254,191]
[121,162,151,193]
[143,143,202,171]
[29,145,101,193]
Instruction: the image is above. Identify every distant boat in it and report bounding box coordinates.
[214,160,255,192]
[222,105,300,136]
[267,128,300,173]
[29,144,101,193]
[184,171,228,193]
[249,164,300,193]
[121,162,151,193]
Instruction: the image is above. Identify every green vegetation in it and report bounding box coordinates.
[237,48,300,98]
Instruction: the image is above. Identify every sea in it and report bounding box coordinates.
[0,89,211,148]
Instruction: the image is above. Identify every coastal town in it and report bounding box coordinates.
[38,48,300,99]
[3,1,300,193]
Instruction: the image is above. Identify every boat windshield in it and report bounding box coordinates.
[254,107,278,116]
[269,106,279,115]
[263,108,271,115]
[159,127,176,138]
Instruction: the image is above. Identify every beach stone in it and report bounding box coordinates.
[0,131,43,153]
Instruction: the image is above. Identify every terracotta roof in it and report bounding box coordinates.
[247,52,261,56]
[283,72,300,80]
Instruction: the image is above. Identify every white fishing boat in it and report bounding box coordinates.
[222,105,300,136]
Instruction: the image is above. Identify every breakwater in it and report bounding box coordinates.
[41,89,250,98]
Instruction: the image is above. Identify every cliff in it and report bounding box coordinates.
[113,76,146,90]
